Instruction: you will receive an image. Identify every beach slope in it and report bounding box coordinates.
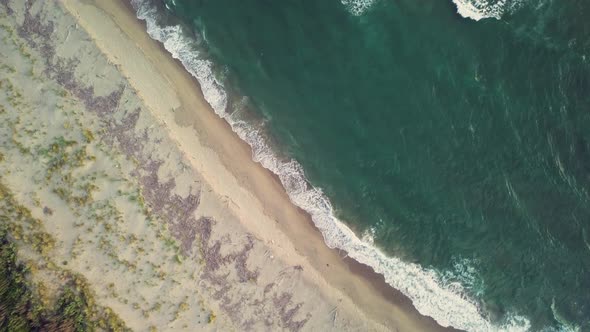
[0,0,450,330]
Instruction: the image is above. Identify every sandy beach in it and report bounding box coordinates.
[0,0,453,330]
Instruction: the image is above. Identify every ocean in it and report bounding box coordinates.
[131,0,590,330]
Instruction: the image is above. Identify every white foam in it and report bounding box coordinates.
[452,0,507,21]
[342,0,509,21]
[340,0,377,16]
[131,1,532,330]
[133,3,228,113]
[361,226,376,245]
[440,257,486,297]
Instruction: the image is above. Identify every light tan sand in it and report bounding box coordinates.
[0,0,452,331]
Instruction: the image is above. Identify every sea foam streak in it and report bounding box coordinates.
[130,0,531,330]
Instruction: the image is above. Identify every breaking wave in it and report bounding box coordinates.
[130,0,532,330]
[451,0,526,21]
[340,0,377,16]
[339,0,522,20]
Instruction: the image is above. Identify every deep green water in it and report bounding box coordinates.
[141,0,590,330]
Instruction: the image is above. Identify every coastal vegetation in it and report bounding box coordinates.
[0,0,323,330]
[0,185,128,331]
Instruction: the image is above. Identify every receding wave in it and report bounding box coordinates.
[130,0,532,330]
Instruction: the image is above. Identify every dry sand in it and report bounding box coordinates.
[0,0,453,331]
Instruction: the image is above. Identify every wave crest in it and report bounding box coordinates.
[340,0,377,16]
[341,0,520,21]
[452,0,509,20]
[130,1,531,330]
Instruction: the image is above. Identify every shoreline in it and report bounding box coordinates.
[125,3,462,331]
[123,1,507,330]
[0,0,460,329]
[72,0,454,330]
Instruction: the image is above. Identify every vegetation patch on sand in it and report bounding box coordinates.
[0,0,355,330]
[0,185,128,332]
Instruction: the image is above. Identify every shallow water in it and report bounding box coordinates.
[137,0,590,330]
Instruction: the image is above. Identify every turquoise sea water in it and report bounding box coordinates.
[133,0,590,330]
